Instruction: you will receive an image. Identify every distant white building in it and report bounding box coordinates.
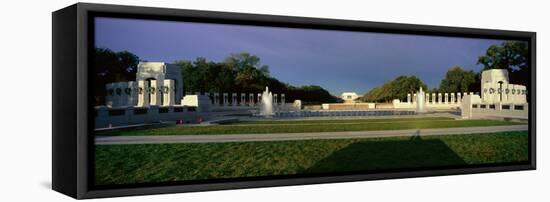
[340,92,359,103]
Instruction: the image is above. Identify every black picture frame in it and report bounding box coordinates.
[52,3,536,199]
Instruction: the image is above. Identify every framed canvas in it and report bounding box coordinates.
[52,3,536,199]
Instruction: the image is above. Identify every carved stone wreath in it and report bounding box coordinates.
[124,88,132,95]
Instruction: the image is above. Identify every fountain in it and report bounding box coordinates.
[416,87,426,113]
[259,86,274,116]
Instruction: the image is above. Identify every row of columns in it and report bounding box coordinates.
[186,92,286,106]
[481,83,527,104]
[106,79,176,108]
[407,92,476,104]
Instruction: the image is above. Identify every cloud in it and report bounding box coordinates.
[95,17,504,95]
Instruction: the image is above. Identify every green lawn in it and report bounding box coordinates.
[96,117,523,136]
[95,131,529,185]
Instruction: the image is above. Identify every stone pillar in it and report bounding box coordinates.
[293,100,302,111]
[118,83,125,107]
[137,80,149,107]
[503,85,509,103]
[407,93,411,103]
[249,93,254,106]
[444,93,449,103]
[413,93,417,104]
[281,94,285,105]
[457,92,462,103]
[499,86,506,103]
[425,93,430,104]
[127,81,138,107]
[205,92,213,104]
[482,86,488,101]
[105,83,114,107]
[214,93,220,105]
[115,83,122,107]
[517,86,526,103]
[122,82,131,107]
[240,93,246,106]
[273,94,278,105]
[432,93,436,104]
[133,82,140,106]
[461,94,473,119]
[112,82,123,107]
[162,80,175,106]
[149,80,161,106]
[113,82,126,107]
[232,93,237,106]
[450,93,455,104]
[438,93,442,104]
[223,93,228,106]
[257,93,262,105]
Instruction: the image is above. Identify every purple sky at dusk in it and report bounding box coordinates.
[95,17,504,95]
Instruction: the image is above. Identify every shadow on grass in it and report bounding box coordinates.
[305,135,466,174]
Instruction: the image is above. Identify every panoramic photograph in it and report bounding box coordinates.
[92,17,530,186]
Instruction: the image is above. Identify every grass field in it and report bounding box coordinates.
[96,117,523,136]
[95,131,529,185]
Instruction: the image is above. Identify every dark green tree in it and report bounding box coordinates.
[175,52,337,104]
[438,66,477,93]
[93,47,139,105]
[360,76,427,102]
[391,76,428,101]
[224,53,270,92]
[477,41,529,86]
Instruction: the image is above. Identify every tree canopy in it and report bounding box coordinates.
[438,66,477,93]
[477,41,529,86]
[360,76,427,103]
[93,47,140,105]
[93,41,531,107]
[176,52,338,104]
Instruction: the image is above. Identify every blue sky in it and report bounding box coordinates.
[95,17,504,95]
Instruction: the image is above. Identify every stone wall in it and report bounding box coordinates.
[461,94,528,119]
[394,92,471,110]
[105,79,176,108]
[95,106,205,129]
[321,103,374,110]
[199,92,287,107]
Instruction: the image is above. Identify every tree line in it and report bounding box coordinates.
[360,76,427,103]
[93,48,140,105]
[177,53,337,104]
[360,41,529,102]
[92,40,528,105]
[93,49,337,105]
